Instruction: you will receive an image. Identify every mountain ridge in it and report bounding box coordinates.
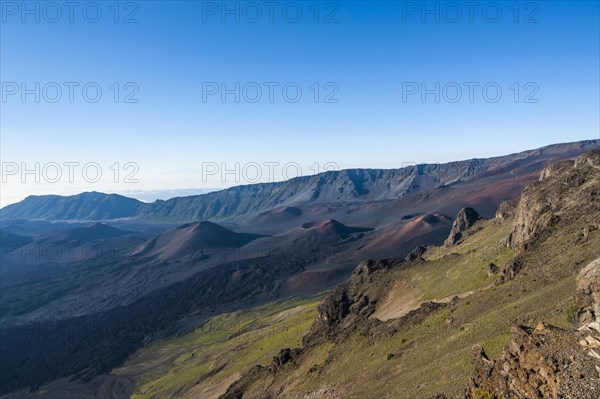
[2,140,597,222]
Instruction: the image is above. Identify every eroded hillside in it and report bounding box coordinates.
[219,151,600,398]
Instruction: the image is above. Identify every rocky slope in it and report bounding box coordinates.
[466,152,600,398]
[467,321,600,398]
[216,151,600,399]
[509,150,600,250]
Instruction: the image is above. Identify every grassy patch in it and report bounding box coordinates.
[245,219,599,398]
[119,216,600,399]
[115,297,321,399]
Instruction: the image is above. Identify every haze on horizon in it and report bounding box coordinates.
[1,1,599,206]
[1,139,599,208]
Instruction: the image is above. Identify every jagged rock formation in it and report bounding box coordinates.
[538,159,576,180]
[510,150,600,250]
[466,323,600,399]
[495,198,519,222]
[269,348,302,373]
[444,207,483,247]
[405,245,427,261]
[302,258,403,346]
[577,257,600,324]
[219,348,305,399]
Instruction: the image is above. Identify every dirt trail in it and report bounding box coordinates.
[374,284,493,322]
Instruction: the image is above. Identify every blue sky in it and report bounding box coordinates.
[1,1,599,205]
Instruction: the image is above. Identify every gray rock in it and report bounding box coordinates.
[444,207,483,247]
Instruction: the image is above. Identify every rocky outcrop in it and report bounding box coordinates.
[575,150,600,168]
[444,208,483,247]
[577,257,600,324]
[351,258,399,277]
[405,245,427,261]
[269,348,302,373]
[539,160,575,180]
[220,348,303,399]
[465,154,600,397]
[493,258,523,285]
[486,262,498,276]
[464,154,600,398]
[495,198,519,222]
[510,151,600,250]
[466,323,600,399]
[303,259,398,346]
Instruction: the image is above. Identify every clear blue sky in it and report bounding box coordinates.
[1,1,599,205]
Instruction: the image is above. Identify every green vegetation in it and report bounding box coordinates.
[113,297,321,399]
[474,388,497,399]
[374,219,514,322]
[232,212,599,398]
[566,300,580,329]
[114,194,600,398]
[113,218,526,398]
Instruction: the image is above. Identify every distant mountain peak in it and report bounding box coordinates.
[2,140,598,223]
